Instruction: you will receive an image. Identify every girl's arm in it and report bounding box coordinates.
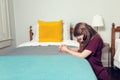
[60,45,92,58]
[59,44,79,52]
[69,47,79,52]
[66,49,92,58]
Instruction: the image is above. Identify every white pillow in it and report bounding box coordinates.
[63,22,70,41]
[115,39,120,50]
[32,22,70,42]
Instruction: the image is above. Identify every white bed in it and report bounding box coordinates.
[0,20,98,80]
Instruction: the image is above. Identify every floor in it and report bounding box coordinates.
[107,67,120,80]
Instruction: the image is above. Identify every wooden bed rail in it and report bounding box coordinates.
[111,23,120,67]
[29,26,34,41]
[70,27,74,40]
[111,23,115,67]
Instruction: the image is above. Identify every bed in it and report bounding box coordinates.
[0,20,97,80]
[111,23,120,68]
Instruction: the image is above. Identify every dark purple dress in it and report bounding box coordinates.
[85,35,110,80]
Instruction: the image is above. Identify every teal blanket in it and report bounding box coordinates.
[0,55,97,80]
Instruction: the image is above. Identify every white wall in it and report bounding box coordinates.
[13,0,120,46]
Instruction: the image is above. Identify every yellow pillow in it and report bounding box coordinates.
[38,20,63,42]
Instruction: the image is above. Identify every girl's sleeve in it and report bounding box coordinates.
[85,37,103,55]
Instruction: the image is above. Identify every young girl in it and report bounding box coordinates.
[59,22,110,80]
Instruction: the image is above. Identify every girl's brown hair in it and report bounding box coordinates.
[74,22,97,52]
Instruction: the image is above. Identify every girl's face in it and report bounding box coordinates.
[76,35,84,43]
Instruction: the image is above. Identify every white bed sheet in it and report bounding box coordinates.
[18,40,79,47]
[114,39,120,68]
[114,59,120,68]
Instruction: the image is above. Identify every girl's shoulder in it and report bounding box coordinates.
[92,34,101,40]
[91,34,103,43]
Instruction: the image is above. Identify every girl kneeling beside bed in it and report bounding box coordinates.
[59,22,110,80]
